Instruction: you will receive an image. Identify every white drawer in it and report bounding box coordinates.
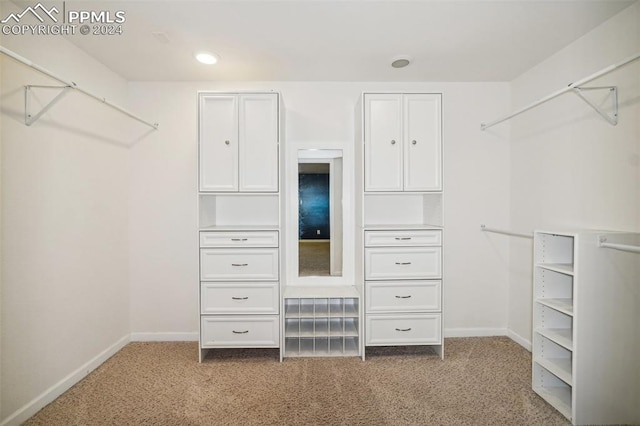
[201,282,279,314]
[365,247,441,280]
[200,316,279,348]
[200,248,279,281]
[366,314,441,346]
[365,230,441,247]
[200,231,278,248]
[366,281,441,313]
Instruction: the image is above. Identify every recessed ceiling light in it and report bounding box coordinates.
[195,52,218,65]
[391,55,412,68]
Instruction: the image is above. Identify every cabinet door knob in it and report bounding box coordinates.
[232,330,249,334]
[395,295,412,299]
[225,140,230,145]
[391,140,396,145]
[412,140,417,145]
[231,263,248,267]
[232,296,249,300]
[395,328,412,332]
[395,262,412,265]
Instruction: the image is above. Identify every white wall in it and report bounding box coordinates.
[507,1,640,345]
[0,4,136,422]
[127,81,511,339]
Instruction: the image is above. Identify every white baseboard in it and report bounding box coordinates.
[507,329,532,351]
[130,332,198,342]
[444,327,508,338]
[1,334,130,426]
[444,328,532,351]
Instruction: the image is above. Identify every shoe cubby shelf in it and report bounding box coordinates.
[284,296,360,357]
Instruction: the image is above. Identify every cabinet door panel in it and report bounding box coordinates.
[366,314,441,345]
[404,94,442,191]
[200,282,279,314]
[200,248,279,281]
[366,280,442,313]
[365,247,442,280]
[364,94,403,192]
[201,316,279,348]
[199,231,279,248]
[365,230,442,247]
[239,94,279,192]
[199,95,238,191]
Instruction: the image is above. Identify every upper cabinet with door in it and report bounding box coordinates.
[364,93,442,192]
[199,93,279,192]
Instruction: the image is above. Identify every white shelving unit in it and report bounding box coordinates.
[198,92,283,362]
[355,92,444,360]
[532,231,575,419]
[283,287,360,357]
[532,230,640,425]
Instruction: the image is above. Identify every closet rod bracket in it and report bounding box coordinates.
[571,85,618,126]
[24,84,72,126]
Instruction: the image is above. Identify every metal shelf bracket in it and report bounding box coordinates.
[25,84,72,126]
[572,86,618,126]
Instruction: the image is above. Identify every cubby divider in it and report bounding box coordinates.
[284,296,360,357]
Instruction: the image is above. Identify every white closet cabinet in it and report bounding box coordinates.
[199,93,279,192]
[364,93,441,192]
[198,91,282,362]
[532,230,640,425]
[357,92,444,360]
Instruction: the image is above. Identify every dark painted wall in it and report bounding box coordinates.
[299,173,330,239]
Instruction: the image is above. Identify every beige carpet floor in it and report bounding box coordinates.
[24,337,569,425]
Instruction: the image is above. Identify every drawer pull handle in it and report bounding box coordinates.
[395,295,412,299]
[231,238,248,242]
[232,296,248,300]
[232,330,249,334]
[395,328,412,332]
[395,237,412,240]
[395,262,412,265]
[231,263,248,267]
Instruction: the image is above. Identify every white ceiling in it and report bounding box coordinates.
[61,0,634,82]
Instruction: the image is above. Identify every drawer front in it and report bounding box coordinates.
[366,281,441,313]
[366,314,441,346]
[200,248,279,281]
[201,282,279,314]
[200,231,279,248]
[201,316,279,348]
[365,247,441,280]
[365,230,441,247]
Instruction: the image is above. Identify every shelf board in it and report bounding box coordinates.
[534,358,573,385]
[536,298,574,316]
[199,225,280,231]
[363,224,443,231]
[537,263,574,276]
[535,328,573,351]
[284,350,360,358]
[284,286,360,299]
[532,385,572,421]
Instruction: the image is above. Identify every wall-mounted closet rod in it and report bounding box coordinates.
[0,45,158,130]
[480,225,533,239]
[598,238,640,254]
[480,51,640,130]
